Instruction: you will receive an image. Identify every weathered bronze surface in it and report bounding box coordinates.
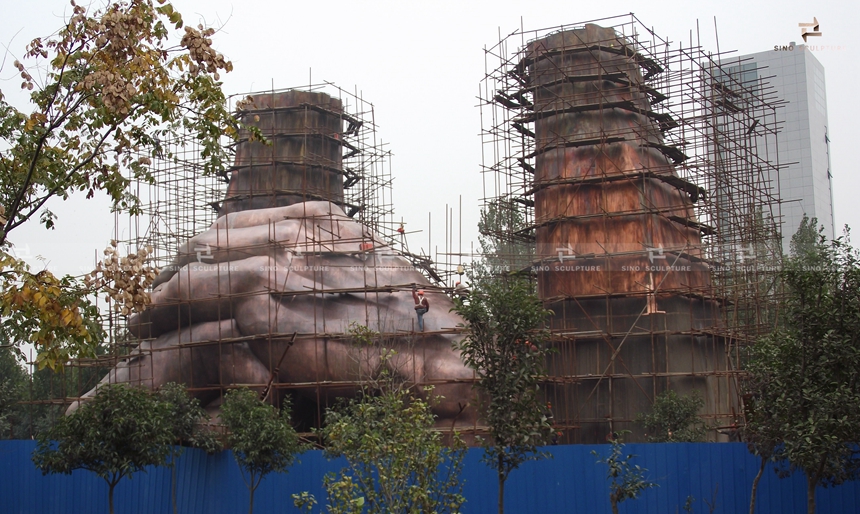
[73,92,477,436]
[526,25,730,442]
[220,90,345,215]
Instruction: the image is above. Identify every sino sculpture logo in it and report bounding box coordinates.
[799,17,822,42]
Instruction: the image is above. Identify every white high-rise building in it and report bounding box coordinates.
[730,44,835,252]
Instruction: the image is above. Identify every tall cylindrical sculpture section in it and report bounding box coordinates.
[524,25,729,442]
[220,90,346,215]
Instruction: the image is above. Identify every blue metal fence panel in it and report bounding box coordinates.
[3,440,860,513]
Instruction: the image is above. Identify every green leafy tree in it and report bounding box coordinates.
[294,327,466,514]
[157,383,220,514]
[294,477,367,514]
[453,275,554,514]
[473,198,534,280]
[0,347,29,438]
[744,351,785,514]
[315,387,466,514]
[789,216,821,257]
[592,432,658,514]
[36,345,113,437]
[742,416,778,514]
[32,384,174,514]
[1,338,112,439]
[637,390,706,442]
[744,222,860,514]
[743,216,817,514]
[220,388,305,514]
[0,0,239,368]
[0,259,105,370]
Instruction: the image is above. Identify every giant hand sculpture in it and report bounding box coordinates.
[71,200,478,434]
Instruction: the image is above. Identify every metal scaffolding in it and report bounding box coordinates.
[31,82,478,440]
[476,14,784,443]
[113,82,399,277]
[16,16,787,446]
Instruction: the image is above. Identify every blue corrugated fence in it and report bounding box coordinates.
[1,441,858,513]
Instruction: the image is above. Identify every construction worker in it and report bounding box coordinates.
[454,281,468,300]
[412,285,430,332]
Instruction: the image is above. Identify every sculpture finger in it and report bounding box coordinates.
[67,319,268,414]
[153,201,378,288]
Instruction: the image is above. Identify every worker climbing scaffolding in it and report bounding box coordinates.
[412,285,430,332]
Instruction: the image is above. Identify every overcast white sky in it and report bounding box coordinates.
[1,0,858,277]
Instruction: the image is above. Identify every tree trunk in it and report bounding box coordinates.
[498,473,505,514]
[109,481,116,514]
[498,455,505,514]
[172,457,178,514]
[806,473,816,514]
[749,455,767,514]
[249,472,257,514]
[611,496,619,514]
